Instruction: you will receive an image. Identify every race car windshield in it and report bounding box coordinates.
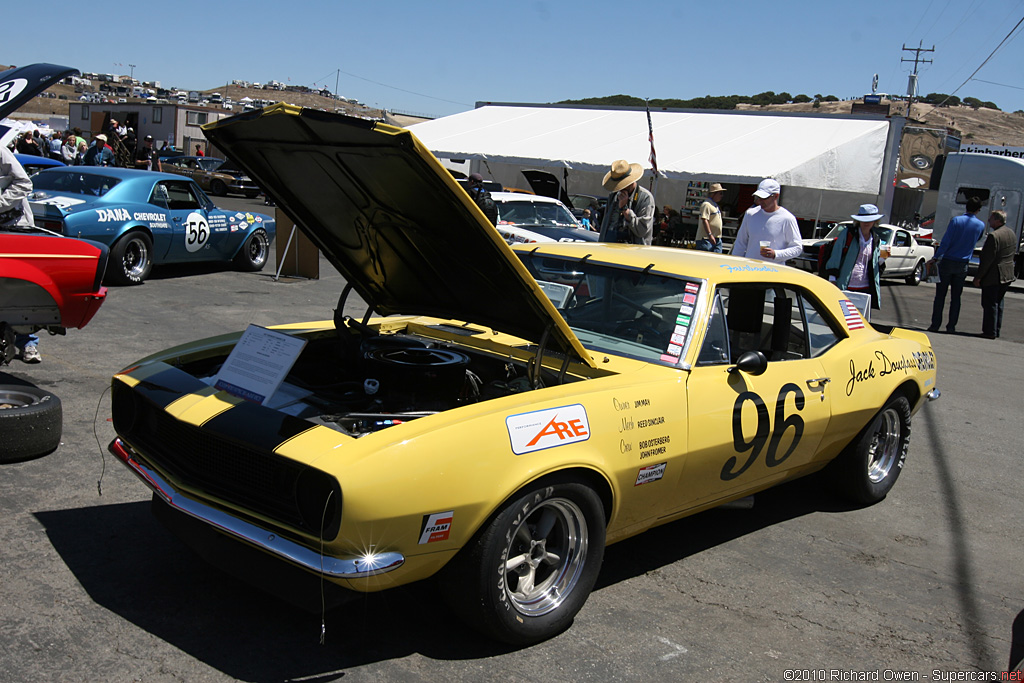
[518,253,700,366]
[31,172,122,197]
[498,201,578,228]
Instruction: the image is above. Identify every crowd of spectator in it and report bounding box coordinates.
[8,120,178,170]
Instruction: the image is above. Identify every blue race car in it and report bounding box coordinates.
[15,153,65,176]
[27,167,275,285]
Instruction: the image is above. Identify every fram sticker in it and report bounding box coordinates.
[635,462,667,486]
[506,404,590,455]
[418,511,453,544]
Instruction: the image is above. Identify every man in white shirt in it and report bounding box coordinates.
[731,178,802,263]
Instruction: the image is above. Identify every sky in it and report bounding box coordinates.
[6,0,1024,120]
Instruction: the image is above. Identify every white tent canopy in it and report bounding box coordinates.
[410,104,899,222]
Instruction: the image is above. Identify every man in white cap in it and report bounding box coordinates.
[598,160,654,245]
[731,178,801,262]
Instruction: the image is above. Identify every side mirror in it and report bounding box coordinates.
[728,350,768,376]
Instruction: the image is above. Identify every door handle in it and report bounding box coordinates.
[172,216,182,222]
[806,377,830,400]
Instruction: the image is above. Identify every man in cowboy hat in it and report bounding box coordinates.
[695,183,727,252]
[598,160,654,245]
[731,178,802,263]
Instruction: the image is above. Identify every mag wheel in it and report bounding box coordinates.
[233,229,269,272]
[832,396,911,504]
[906,260,925,286]
[108,232,153,285]
[441,478,605,644]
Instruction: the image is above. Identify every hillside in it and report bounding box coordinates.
[6,64,1024,145]
[735,99,1024,146]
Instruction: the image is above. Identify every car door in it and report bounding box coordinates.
[887,229,913,274]
[681,283,835,508]
[150,179,215,262]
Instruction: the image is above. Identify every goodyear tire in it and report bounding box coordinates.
[233,229,269,272]
[906,260,926,286]
[832,396,911,504]
[0,384,62,463]
[108,231,153,285]
[440,478,605,644]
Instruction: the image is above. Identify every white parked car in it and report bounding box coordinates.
[492,192,598,244]
[793,222,935,285]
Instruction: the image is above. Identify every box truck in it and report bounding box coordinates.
[931,152,1024,274]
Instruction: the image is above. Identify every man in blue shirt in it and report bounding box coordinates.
[928,196,986,333]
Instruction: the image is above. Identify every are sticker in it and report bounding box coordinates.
[506,404,590,455]
[184,212,209,252]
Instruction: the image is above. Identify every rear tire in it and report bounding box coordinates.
[107,232,153,285]
[831,396,911,504]
[0,384,62,463]
[233,229,269,272]
[906,260,925,286]
[440,477,605,644]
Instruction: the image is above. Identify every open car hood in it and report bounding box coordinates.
[203,105,595,368]
[1,63,79,119]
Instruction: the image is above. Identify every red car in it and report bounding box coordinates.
[0,232,108,343]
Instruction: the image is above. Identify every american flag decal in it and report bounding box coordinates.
[839,299,865,330]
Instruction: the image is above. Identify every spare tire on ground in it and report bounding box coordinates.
[0,384,63,463]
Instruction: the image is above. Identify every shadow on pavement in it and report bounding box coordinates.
[34,474,857,679]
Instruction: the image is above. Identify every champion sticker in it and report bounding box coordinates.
[418,511,453,544]
[506,404,590,455]
[635,462,667,486]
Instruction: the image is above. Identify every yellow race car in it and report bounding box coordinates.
[108,105,939,645]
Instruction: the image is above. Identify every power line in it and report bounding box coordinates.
[971,78,1024,92]
[917,14,1024,117]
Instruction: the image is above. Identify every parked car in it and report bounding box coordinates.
[492,192,598,243]
[107,106,939,645]
[14,153,64,176]
[157,156,262,198]
[792,222,935,285]
[27,167,275,285]
[0,231,108,461]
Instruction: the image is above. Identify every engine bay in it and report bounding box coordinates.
[181,319,583,437]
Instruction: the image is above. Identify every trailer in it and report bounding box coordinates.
[931,152,1024,275]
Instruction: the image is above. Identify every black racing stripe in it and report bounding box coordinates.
[201,400,315,452]
[133,366,210,409]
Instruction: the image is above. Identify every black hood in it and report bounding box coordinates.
[203,105,594,366]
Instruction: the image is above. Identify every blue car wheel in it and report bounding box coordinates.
[108,232,153,286]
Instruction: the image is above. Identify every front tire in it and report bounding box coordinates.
[0,384,62,462]
[832,396,912,504]
[107,231,153,285]
[906,260,925,286]
[233,229,269,272]
[441,478,606,644]
[210,179,228,196]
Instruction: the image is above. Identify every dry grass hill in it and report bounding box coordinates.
[7,65,1024,145]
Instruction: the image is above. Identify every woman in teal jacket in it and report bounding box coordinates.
[823,204,885,309]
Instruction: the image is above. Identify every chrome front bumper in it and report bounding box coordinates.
[926,389,941,401]
[109,438,405,579]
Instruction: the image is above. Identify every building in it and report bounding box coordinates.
[67,101,234,155]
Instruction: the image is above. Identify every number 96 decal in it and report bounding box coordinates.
[721,383,805,481]
[184,212,209,252]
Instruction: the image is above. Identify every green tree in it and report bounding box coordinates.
[793,94,812,103]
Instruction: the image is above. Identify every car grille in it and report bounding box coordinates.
[112,380,340,538]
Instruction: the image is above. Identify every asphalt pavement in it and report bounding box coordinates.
[1,197,1021,681]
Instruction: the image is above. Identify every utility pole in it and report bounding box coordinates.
[901,41,934,105]
[128,64,136,81]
